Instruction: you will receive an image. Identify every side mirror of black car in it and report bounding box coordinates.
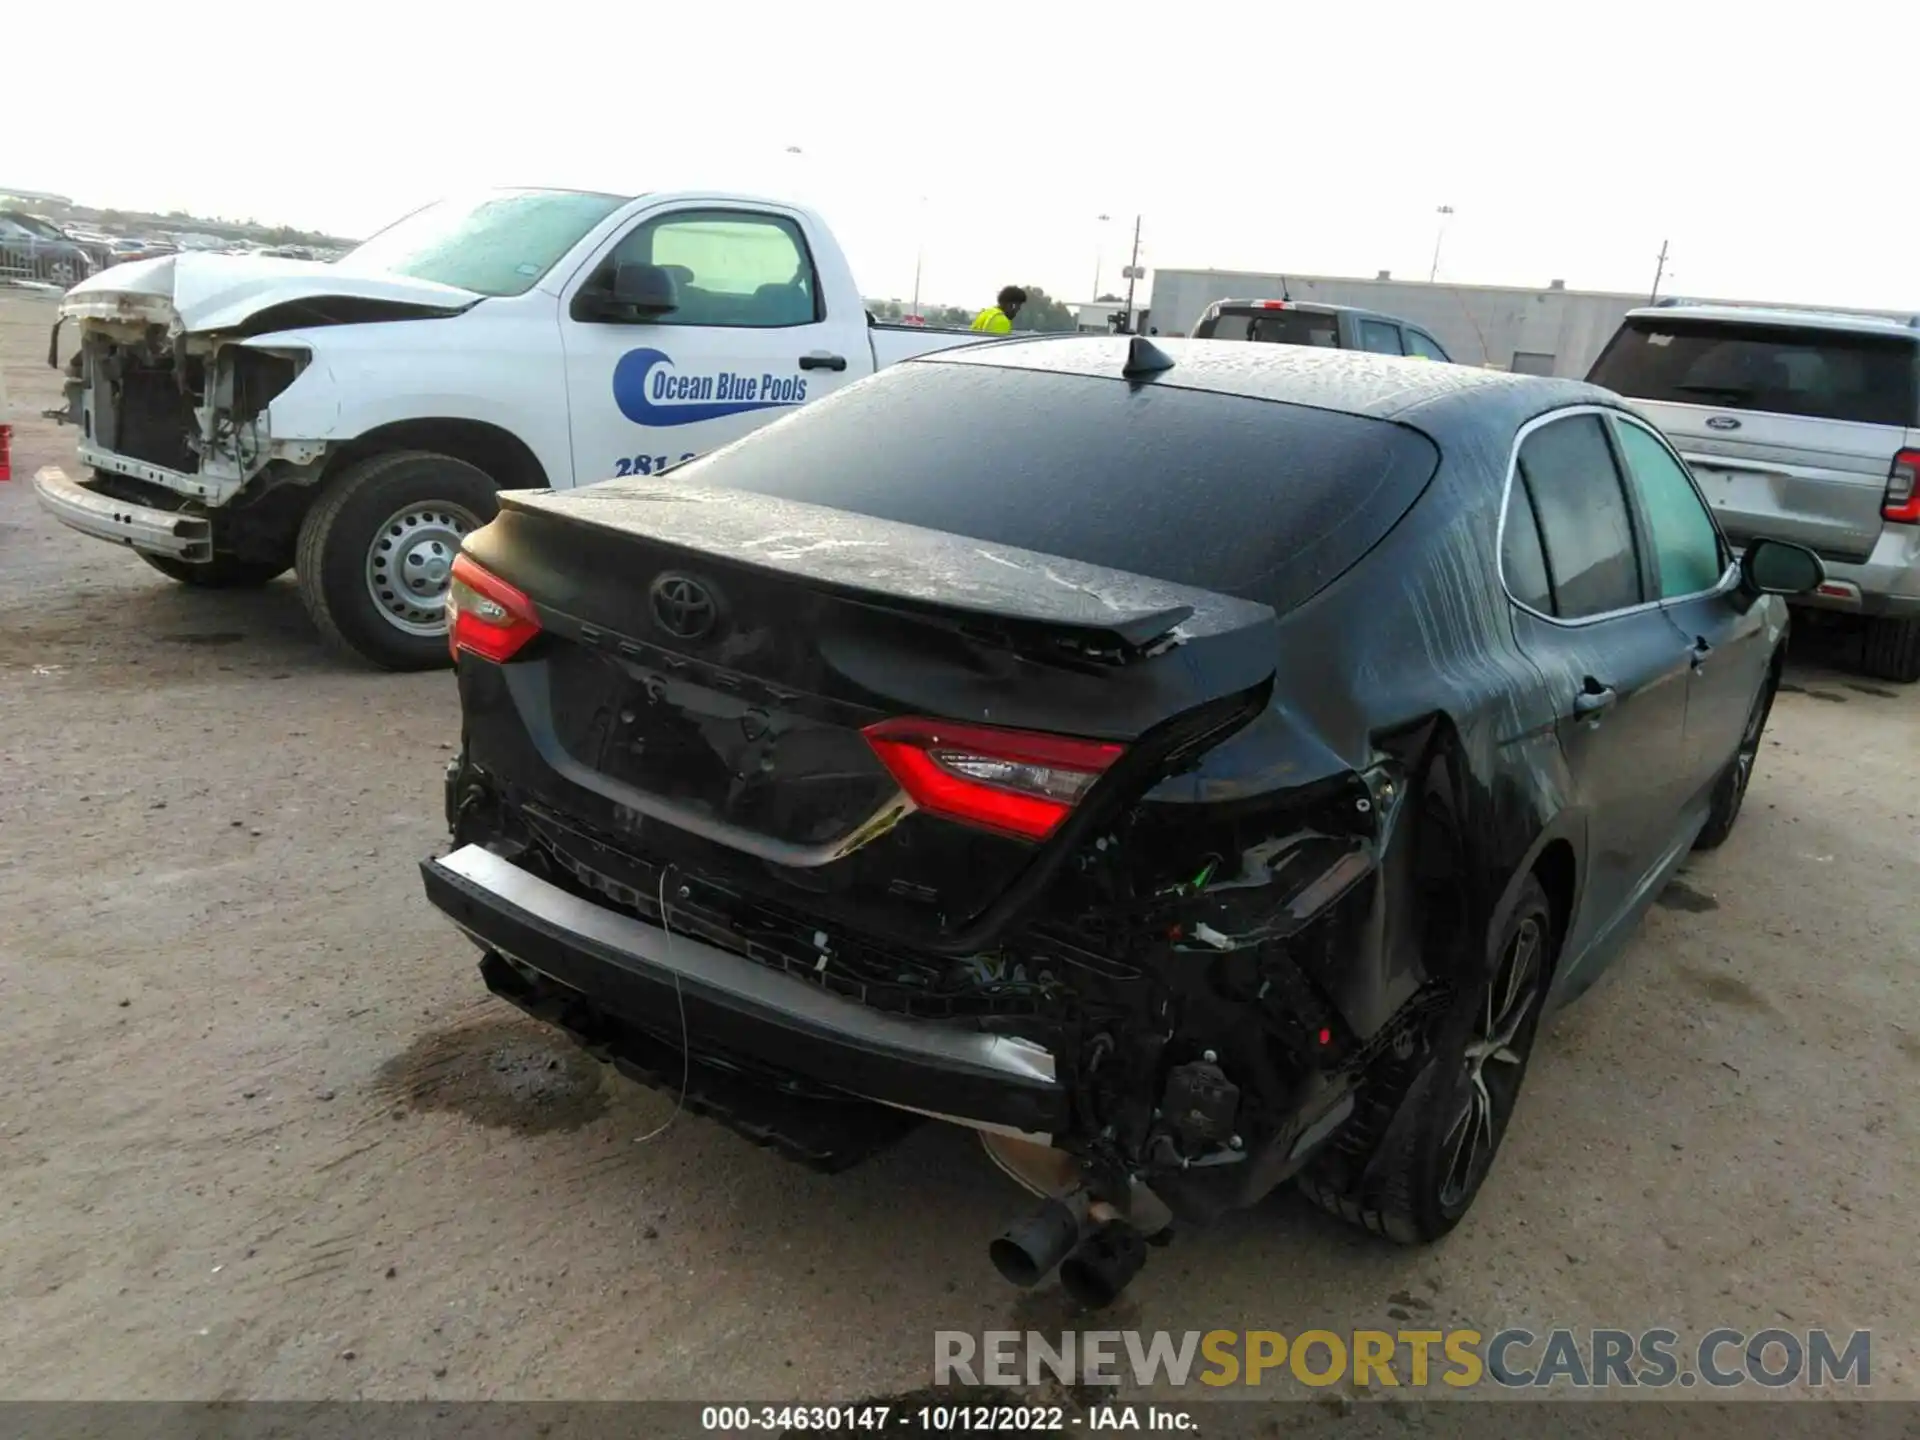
[572,262,678,323]
[1740,538,1825,597]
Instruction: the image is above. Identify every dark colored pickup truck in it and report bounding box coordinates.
[1192,298,1452,362]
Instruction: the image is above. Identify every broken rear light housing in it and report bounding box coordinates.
[862,717,1126,842]
[447,553,541,663]
[1883,448,1920,523]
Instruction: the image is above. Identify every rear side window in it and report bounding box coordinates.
[1500,485,1555,614]
[1197,307,1340,347]
[1516,414,1645,619]
[1588,318,1920,426]
[689,362,1441,615]
[1610,418,1725,598]
[1358,320,1404,355]
[1405,330,1449,362]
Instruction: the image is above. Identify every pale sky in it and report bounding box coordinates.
[11,0,1915,313]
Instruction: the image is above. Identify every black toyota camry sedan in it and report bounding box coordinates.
[421,335,1822,1306]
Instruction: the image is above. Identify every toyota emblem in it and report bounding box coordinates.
[649,573,718,641]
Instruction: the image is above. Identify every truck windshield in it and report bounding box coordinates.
[1196,307,1341,347]
[338,190,628,298]
[1589,317,1920,427]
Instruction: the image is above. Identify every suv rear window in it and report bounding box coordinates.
[1588,317,1920,427]
[691,362,1440,615]
[1196,307,1341,347]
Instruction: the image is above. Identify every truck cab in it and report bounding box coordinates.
[1190,298,1452,361]
[33,188,985,670]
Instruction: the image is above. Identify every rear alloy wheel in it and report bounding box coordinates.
[139,553,290,589]
[1693,663,1779,851]
[1301,873,1554,1243]
[1860,615,1920,684]
[295,450,497,671]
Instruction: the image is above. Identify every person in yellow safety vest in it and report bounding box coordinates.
[971,286,1028,334]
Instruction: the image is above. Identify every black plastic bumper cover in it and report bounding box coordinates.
[419,844,1068,1137]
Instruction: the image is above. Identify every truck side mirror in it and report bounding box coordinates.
[573,262,679,323]
[612,263,678,314]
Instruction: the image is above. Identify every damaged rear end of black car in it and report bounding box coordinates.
[423,338,1551,1305]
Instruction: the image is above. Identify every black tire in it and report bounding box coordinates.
[139,553,290,589]
[1860,615,1920,684]
[295,450,497,671]
[1693,659,1781,851]
[1300,873,1554,1244]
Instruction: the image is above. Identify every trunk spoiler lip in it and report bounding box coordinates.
[494,481,1273,655]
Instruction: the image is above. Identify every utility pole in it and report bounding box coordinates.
[1120,214,1143,333]
[1649,239,1669,304]
[1429,205,1454,283]
[1091,213,1110,302]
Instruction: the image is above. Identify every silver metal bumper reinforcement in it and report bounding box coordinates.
[31,466,210,560]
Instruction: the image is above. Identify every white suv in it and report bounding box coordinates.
[1588,303,1920,681]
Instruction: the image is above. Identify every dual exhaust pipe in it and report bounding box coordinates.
[988,1189,1154,1308]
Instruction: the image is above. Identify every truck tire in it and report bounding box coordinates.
[140,553,290,588]
[295,450,497,672]
[1860,615,1920,684]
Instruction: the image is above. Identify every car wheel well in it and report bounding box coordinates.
[1530,838,1575,967]
[326,418,547,493]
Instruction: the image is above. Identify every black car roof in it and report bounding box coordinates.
[924,336,1615,436]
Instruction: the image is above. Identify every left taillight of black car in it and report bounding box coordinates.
[447,554,541,663]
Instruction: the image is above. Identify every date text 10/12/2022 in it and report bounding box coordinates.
[699,1404,1196,1432]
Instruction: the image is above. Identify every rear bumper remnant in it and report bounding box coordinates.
[419,844,1068,1137]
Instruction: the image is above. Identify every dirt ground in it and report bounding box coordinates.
[1,287,1916,1406]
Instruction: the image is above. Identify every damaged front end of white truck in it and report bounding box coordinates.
[34,253,491,665]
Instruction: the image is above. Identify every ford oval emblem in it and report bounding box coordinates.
[1706,415,1742,431]
[649,573,718,642]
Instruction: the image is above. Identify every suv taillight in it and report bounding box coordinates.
[1885,449,1920,524]
[447,554,541,662]
[0,423,11,482]
[863,717,1126,842]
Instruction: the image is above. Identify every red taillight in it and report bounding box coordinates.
[862,717,1126,843]
[1884,449,1920,523]
[0,424,12,482]
[447,553,540,663]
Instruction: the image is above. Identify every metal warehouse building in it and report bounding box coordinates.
[1144,269,1918,378]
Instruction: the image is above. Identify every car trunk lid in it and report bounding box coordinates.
[460,479,1278,939]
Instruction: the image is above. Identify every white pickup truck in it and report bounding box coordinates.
[34,188,989,668]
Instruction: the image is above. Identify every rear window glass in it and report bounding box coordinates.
[1588,318,1920,426]
[691,362,1440,614]
[1197,308,1341,347]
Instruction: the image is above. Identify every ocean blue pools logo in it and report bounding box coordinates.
[612,347,809,428]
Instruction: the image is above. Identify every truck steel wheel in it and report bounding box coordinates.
[1302,873,1554,1243]
[140,553,291,588]
[296,451,497,671]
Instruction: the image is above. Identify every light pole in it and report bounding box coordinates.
[909,193,928,320]
[1120,214,1145,333]
[1429,204,1455,284]
[1091,213,1111,301]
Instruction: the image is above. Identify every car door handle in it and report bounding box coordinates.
[1574,683,1617,718]
[799,352,847,372]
